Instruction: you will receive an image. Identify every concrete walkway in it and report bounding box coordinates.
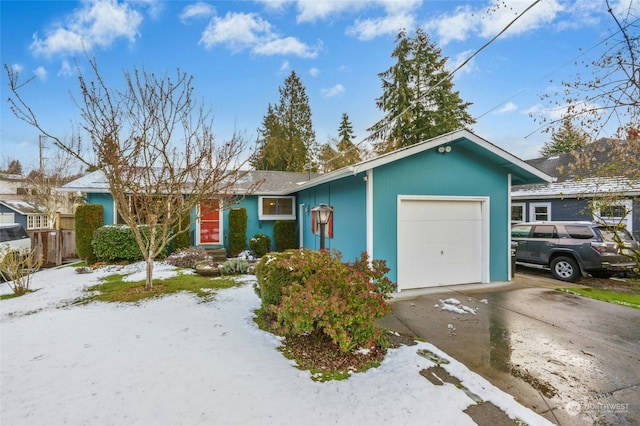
[379,273,640,425]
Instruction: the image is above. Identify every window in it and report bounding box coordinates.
[529,202,551,221]
[593,199,633,234]
[26,214,49,230]
[511,203,525,223]
[565,225,594,239]
[258,196,295,220]
[511,224,532,238]
[532,225,557,238]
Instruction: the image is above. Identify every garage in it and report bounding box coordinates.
[397,196,489,290]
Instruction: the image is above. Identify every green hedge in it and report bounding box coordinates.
[273,220,296,252]
[228,208,247,257]
[91,225,146,262]
[75,204,104,262]
[250,234,271,257]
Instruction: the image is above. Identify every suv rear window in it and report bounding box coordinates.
[0,225,29,242]
[599,227,634,242]
[565,225,594,239]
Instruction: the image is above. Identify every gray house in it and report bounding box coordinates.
[511,139,640,240]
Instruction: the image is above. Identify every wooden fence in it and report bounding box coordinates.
[28,213,77,266]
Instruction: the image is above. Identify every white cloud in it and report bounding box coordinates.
[11,63,23,74]
[180,2,215,23]
[30,0,143,57]
[279,61,290,72]
[347,11,415,40]
[320,83,344,98]
[33,66,47,81]
[57,60,74,78]
[496,102,518,114]
[446,49,475,76]
[309,67,319,77]
[424,0,563,46]
[200,11,318,57]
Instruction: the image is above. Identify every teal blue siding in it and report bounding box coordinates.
[296,173,367,262]
[86,193,115,225]
[373,144,510,283]
[223,196,277,253]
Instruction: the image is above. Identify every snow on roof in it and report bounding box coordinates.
[0,200,47,214]
[512,176,640,199]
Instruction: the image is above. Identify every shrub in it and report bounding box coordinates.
[0,247,42,296]
[75,204,104,262]
[219,258,250,275]
[264,249,394,353]
[92,225,145,262]
[171,215,191,253]
[273,220,296,252]
[228,208,247,257]
[166,247,211,269]
[250,234,271,257]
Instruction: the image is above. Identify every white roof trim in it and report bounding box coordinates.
[290,129,552,193]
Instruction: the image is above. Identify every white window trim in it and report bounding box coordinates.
[592,199,633,234]
[529,202,551,222]
[258,196,296,220]
[511,202,525,224]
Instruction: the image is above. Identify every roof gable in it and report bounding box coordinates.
[0,200,47,215]
[289,129,552,192]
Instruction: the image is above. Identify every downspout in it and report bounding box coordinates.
[366,169,374,259]
[299,203,305,248]
[507,174,513,281]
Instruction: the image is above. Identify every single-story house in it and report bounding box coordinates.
[0,200,50,230]
[60,129,552,291]
[512,140,640,240]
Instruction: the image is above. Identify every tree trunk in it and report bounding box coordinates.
[145,257,154,291]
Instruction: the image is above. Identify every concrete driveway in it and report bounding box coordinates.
[379,273,640,425]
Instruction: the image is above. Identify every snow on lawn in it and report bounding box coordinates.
[1,263,553,426]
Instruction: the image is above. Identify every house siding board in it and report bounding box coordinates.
[0,205,26,228]
[87,193,115,225]
[373,145,510,283]
[296,174,366,260]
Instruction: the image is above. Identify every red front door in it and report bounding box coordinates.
[199,199,220,244]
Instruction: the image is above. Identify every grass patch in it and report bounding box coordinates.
[558,287,640,309]
[80,271,240,303]
[1,289,36,300]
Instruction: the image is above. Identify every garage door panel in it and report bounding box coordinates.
[398,199,485,290]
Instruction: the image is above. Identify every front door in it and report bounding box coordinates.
[199,199,221,245]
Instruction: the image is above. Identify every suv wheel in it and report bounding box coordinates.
[550,256,580,282]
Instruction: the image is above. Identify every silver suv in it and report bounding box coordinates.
[0,223,32,263]
[511,221,639,282]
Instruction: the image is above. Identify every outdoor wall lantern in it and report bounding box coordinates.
[312,203,333,250]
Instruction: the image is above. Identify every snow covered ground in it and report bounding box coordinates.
[1,263,553,425]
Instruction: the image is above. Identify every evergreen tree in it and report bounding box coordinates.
[317,141,339,173]
[252,71,316,171]
[367,29,475,154]
[539,117,590,156]
[336,112,361,166]
[7,159,22,174]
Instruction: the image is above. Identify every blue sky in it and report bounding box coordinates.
[0,0,635,172]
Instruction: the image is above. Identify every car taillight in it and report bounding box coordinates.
[590,241,608,253]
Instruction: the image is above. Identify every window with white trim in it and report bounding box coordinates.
[593,199,633,234]
[529,202,551,221]
[26,214,49,230]
[258,196,295,220]
[511,203,525,223]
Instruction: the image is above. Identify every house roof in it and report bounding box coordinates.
[512,138,640,199]
[286,129,553,193]
[58,169,316,195]
[0,200,47,215]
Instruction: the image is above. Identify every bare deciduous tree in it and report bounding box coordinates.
[6,58,256,290]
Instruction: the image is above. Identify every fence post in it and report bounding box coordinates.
[56,212,62,266]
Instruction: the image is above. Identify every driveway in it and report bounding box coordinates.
[379,272,640,425]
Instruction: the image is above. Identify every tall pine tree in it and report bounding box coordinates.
[539,117,590,156]
[251,71,316,171]
[367,29,475,154]
[317,113,362,173]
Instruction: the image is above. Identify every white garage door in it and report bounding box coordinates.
[397,197,486,290]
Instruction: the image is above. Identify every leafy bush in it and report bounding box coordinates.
[273,220,296,252]
[219,258,250,275]
[228,208,247,257]
[250,234,271,257]
[166,247,211,269]
[92,225,145,262]
[75,204,104,262]
[256,249,396,353]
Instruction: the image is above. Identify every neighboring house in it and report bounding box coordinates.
[0,172,29,202]
[0,200,50,229]
[59,129,551,291]
[511,140,640,240]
